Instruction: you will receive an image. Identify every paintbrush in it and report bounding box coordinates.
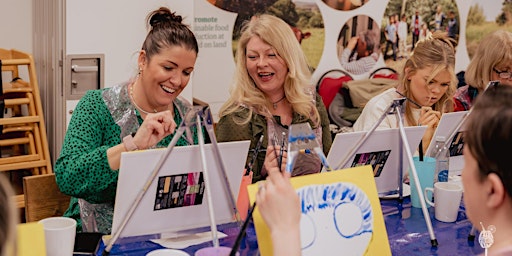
[277,132,286,172]
[229,201,256,256]
[245,134,264,175]
[395,90,422,108]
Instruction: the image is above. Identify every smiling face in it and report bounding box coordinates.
[138,46,196,110]
[407,66,451,107]
[245,36,288,97]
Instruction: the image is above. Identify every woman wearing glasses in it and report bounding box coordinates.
[454,30,512,111]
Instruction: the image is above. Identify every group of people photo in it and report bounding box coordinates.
[383,2,459,68]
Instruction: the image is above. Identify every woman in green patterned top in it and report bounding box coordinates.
[55,7,199,234]
[216,14,332,183]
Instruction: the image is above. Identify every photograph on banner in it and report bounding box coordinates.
[207,0,325,69]
[466,0,512,58]
[337,15,381,75]
[381,0,459,72]
[321,0,371,11]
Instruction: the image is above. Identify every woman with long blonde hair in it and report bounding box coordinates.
[216,14,331,183]
[353,31,457,152]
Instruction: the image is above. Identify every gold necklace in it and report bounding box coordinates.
[271,95,286,110]
[129,83,157,115]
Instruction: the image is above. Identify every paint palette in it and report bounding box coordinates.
[379,184,411,199]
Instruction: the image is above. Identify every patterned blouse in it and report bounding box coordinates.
[55,83,197,233]
[453,85,479,112]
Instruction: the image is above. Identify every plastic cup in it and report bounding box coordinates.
[38,217,77,256]
[409,156,436,208]
[146,249,190,256]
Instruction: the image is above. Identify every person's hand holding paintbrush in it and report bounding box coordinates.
[418,106,441,153]
[263,133,288,174]
[396,90,441,153]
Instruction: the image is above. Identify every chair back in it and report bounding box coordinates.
[23,173,70,222]
[316,69,353,110]
[369,67,399,80]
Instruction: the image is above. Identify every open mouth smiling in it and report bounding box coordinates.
[161,84,176,94]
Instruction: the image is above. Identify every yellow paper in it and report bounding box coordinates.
[248,166,391,256]
[17,222,46,256]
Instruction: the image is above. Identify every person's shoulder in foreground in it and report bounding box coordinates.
[463,84,512,256]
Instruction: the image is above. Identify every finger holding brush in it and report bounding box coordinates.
[418,106,441,151]
[262,144,287,176]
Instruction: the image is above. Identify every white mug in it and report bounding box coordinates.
[38,217,77,256]
[424,182,463,222]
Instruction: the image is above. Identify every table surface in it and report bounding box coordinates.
[94,197,484,256]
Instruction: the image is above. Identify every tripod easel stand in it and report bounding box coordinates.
[333,98,438,247]
[103,106,240,255]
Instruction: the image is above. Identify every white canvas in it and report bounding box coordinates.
[425,111,469,174]
[326,126,426,196]
[112,140,250,238]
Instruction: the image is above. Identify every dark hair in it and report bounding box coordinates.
[142,7,198,60]
[465,83,512,198]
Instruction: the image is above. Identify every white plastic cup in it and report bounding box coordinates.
[146,249,190,256]
[424,182,463,222]
[38,217,77,256]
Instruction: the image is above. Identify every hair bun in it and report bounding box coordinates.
[149,7,182,28]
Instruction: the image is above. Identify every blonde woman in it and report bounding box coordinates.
[353,31,456,152]
[0,174,17,256]
[216,14,331,183]
[454,30,512,111]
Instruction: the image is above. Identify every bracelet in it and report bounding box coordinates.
[123,135,138,151]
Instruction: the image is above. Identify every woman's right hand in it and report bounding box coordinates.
[418,107,441,151]
[132,110,177,149]
[418,107,440,129]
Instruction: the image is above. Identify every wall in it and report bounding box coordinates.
[0,0,33,53]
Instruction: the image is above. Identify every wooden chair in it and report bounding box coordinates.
[23,173,70,222]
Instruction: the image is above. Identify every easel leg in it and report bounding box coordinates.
[395,110,438,247]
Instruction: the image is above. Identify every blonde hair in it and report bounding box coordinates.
[398,31,456,126]
[465,30,512,91]
[219,14,319,126]
[0,174,17,256]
